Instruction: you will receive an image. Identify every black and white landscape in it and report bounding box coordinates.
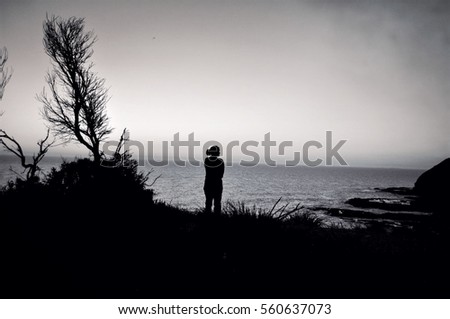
[0,0,449,298]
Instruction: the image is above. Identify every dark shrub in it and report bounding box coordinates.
[45,154,153,199]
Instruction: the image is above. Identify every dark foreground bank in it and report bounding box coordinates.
[1,157,450,298]
[1,188,449,298]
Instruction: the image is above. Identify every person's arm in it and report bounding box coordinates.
[204,158,209,176]
[219,159,225,178]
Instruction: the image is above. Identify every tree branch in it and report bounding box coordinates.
[0,128,55,181]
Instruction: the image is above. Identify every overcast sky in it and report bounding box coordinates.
[1,0,449,168]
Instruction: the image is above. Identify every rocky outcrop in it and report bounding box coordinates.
[414,158,450,213]
[346,197,420,211]
[325,207,431,222]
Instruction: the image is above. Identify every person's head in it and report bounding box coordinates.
[206,145,220,157]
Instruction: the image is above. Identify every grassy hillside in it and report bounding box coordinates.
[1,159,449,298]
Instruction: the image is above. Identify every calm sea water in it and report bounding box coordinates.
[0,155,424,214]
[151,163,423,212]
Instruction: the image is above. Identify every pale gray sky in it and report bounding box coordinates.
[1,0,449,168]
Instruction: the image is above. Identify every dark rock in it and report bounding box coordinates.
[346,197,424,212]
[414,158,450,213]
[325,207,431,222]
[375,187,415,196]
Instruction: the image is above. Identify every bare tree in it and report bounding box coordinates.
[39,15,112,165]
[0,47,55,182]
[0,46,13,101]
[0,128,54,181]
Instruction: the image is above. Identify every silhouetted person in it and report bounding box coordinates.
[204,145,224,213]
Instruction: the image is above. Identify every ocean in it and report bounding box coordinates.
[0,155,424,215]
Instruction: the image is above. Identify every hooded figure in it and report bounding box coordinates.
[204,145,225,213]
